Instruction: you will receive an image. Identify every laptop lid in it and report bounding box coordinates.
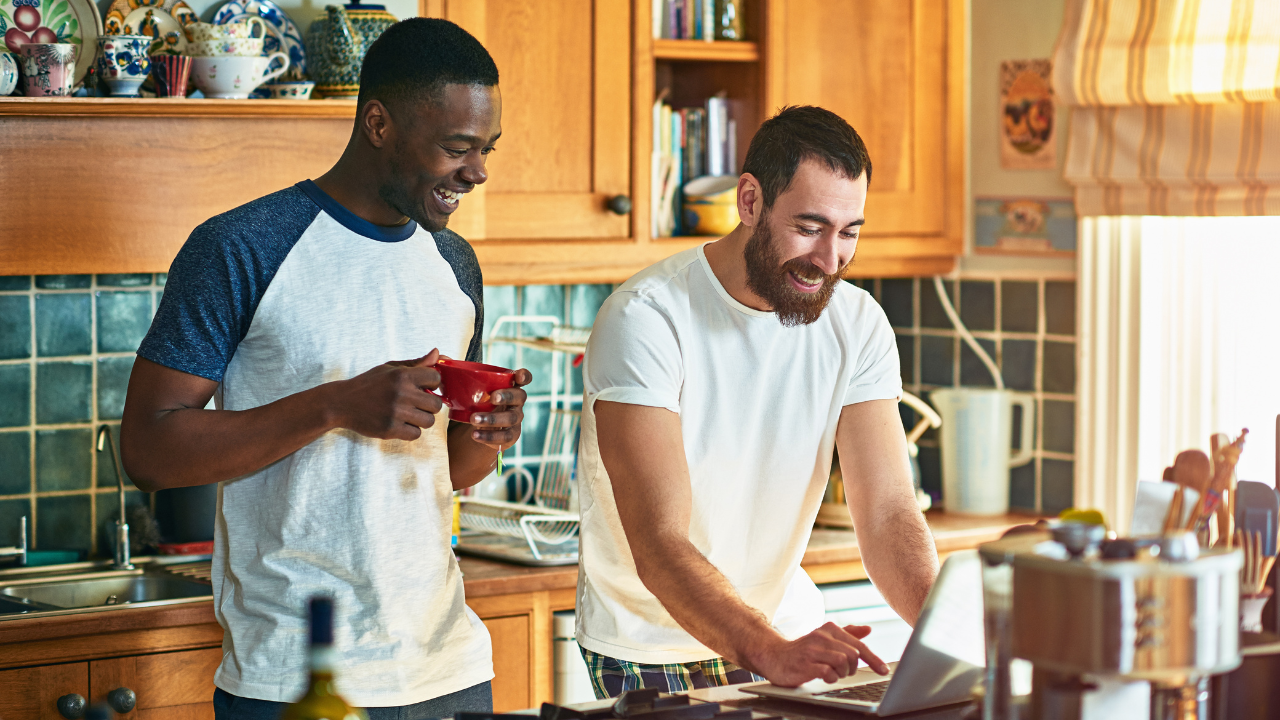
[741,550,985,716]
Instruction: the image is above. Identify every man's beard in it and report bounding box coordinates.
[743,213,849,327]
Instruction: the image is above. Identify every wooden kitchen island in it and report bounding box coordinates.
[0,513,1034,719]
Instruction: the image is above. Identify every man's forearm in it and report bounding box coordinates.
[635,536,785,675]
[121,382,341,491]
[853,503,937,625]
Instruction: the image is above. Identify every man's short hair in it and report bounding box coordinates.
[741,106,872,208]
[357,18,499,114]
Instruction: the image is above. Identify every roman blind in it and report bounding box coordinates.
[1054,0,1280,216]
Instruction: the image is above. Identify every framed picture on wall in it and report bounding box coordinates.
[1000,59,1056,170]
[974,197,1076,257]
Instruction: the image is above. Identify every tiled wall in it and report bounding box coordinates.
[849,276,1078,515]
[0,273,1074,558]
[0,273,164,557]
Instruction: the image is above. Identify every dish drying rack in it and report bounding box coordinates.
[457,316,588,564]
[457,497,579,561]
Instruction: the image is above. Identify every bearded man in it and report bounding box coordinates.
[574,105,938,697]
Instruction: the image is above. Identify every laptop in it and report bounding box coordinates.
[741,550,985,716]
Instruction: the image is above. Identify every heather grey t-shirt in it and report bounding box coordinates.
[137,181,493,706]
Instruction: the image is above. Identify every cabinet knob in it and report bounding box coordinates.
[606,195,632,215]
[56,694,86,719]
[107,687,137,713]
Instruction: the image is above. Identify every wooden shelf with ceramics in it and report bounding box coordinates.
[0,96,357,117]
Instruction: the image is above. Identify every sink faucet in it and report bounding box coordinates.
[96,425,134,570]
[0,516,26,566]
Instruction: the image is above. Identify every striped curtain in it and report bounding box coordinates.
[1054,0,1280,216]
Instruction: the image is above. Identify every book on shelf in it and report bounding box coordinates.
[653,0,716,41]
[652,92,739,238]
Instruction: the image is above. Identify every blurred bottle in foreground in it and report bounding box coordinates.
[281,597,369,720]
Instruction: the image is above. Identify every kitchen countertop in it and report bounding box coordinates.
[0,512,1036,643]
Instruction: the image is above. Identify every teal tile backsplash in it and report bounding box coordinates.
[0,432,29,495]
[0,295,31,359]
[36,293,92,357]
[0,365,31,427]
[0,271,1080,555]
[97,291,154,353]
[36,362,93,423]
[0,274,618,559]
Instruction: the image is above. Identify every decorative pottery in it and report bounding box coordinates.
[104,0,195,36]
[190,51,285,98]
[0,51,17,94]
[188,36,261,56]
[95,33,149,95]
[305,2,394,98]
[187,18,262,42]
[0,0,102,88]
[18,41,73,95]
[147,51,187,96]
[212,0,304,85]
[120,6,185,55]
[262,79,311,99]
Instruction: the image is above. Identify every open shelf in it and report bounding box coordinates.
[0,97,357,118]
[652,39,759,62]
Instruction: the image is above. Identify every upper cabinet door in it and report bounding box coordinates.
[765,0,959,240]
[424,0,632,241]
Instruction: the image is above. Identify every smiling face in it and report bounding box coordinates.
[741,158,868,326]
[378,82,502,233]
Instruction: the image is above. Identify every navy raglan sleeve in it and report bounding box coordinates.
[433,228,485,363]
[137,187,320,382]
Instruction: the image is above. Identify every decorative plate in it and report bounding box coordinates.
[0,0,102,87]
[212,0,304,80]
[121,6,186,55]
[103,0,196,46]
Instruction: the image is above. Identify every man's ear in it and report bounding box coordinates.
[359,99,393,149]
[737,173,764,228]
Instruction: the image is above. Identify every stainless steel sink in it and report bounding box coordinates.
[1,573,210,608]
[0,566,212,618]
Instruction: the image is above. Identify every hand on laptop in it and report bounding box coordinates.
[751,622,890,687]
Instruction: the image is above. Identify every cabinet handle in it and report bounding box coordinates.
[606,195,632,215]
[107,687,137,713]
[56,694,86,719]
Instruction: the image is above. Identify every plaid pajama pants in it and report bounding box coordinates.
[580,646,764,699]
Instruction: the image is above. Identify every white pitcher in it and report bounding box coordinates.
[930,388,1035,515]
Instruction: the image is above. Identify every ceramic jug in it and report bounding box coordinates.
[929,388,1035,515]
[305,2,395,98]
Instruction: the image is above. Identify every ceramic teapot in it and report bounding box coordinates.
[305,2,395,98]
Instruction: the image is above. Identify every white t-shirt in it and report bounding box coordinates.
[576,244,902,663]
[138,182,493,706]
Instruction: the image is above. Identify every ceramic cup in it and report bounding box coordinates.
[190,53,288,99]
[186,18,265,43]
[0,52,18,96]
[18,43,76,96]
[96,35,152,97]
[188,38,264,57]
[149,54,192,98]
[262,80,314,100]
[434,358,516,423]
[1241,587,1272,633]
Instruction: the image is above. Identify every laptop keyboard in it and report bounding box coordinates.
[818,680,891,702]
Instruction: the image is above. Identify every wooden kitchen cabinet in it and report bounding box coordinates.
[420,0,632,242]
[0,662,90,720]
[0,0,964,283]
[90,647,221,720]
[764,0,965,271]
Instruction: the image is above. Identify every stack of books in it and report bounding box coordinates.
[653,0,716,40]
[652,94,737,237]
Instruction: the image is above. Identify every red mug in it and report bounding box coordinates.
[435,358,516,422]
